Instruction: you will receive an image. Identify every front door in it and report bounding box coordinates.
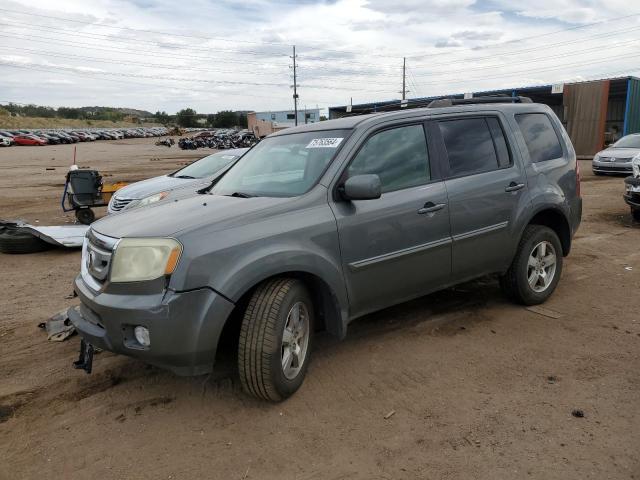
[330,122,452,318]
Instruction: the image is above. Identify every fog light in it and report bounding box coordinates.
[134,326,150,347]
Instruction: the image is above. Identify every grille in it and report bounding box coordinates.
[81,229,118,291]
[599,157,633,163]
[597,165,632,172]
[110,196,134,212]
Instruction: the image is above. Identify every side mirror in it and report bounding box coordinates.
[341,174,382,200]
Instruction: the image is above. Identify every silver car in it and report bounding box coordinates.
[108,148,248,213]
[592,134,640,175]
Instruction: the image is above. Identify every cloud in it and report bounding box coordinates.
[0,0,639,113]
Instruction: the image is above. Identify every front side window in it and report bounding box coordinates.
[515,113,563,163]
[439,117,501,177]
[212,130,349,197]
[347,124,430,193]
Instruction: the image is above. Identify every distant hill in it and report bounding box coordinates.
[75,106,155,117]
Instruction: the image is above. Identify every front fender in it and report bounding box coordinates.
[168,202,349,336]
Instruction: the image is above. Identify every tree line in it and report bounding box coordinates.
[159,108,248,128]
[1,103,129,122]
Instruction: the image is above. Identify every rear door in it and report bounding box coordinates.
[432,114,530,281]
[330,122,451,318]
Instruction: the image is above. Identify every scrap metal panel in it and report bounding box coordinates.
[563,80,610,157]
[624,77,640,135]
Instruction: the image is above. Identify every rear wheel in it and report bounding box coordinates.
[238,278,313,401]
[500,225,563,305]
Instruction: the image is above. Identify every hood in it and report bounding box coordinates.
[113,175,199,200]
[597,147,640,159]
[92,193,292,238]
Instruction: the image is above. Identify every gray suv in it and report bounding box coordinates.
[68,98,582,401]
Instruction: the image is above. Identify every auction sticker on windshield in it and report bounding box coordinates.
[306,138,343,148]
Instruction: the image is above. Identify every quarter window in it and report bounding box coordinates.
[515,113,563,163]
[439,118,505,176]
[348,124,430,193]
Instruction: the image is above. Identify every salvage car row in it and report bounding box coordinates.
[0,127,169,146]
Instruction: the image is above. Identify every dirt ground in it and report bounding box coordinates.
[0,139,638,480]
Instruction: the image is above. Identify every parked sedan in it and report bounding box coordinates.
[13,134,47,146]
[593,134,640,175]
[108,148,248,213]
[0,137,11,147]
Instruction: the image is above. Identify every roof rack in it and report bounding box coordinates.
[427,96,533,108]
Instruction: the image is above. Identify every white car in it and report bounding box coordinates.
[623,156,640,221]
[0,137,12,147]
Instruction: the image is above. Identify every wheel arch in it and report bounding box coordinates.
[214,265,348,364]
[523,207,572,256]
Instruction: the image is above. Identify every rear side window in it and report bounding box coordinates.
[515,113,563,163]
[348,124,430,193]
[439,118,506,177]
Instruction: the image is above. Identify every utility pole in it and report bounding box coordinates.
[402,57,407,100]
[291,45,299,126]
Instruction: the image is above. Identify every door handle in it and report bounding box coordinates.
[418,202,446,215]
[505,182,525,193]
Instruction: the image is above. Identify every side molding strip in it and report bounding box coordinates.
[452,221,508,242]
[348,237,452,271]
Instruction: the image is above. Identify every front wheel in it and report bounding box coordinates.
[500,225,563,305]
[632,208,640,223]
[238,278,313,401]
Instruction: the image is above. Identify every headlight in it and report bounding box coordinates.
[593,154,600,162]
[110,238,182,282]
[632,154,640,178]
[124,191,169,210]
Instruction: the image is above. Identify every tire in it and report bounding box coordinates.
[238,278,314,401]
[632,208,640,223]
[75,208,95,225]
[592,171,604,176]
[0,226,53,254]
[500,225,563,305]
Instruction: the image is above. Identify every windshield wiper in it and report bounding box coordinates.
[226,191,254,198]
[174,174,196,179]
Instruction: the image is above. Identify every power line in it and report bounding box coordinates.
[0,7,400,59]
[408,24,640,70]
[3,7,638,63]
[409,38,640,78]
[411,50,640,87]
[0,45,288,78]
[0,20,291,58]
[0,32,287,66]
[404,12,640,60]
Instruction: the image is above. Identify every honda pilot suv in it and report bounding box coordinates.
[68,97,582,401]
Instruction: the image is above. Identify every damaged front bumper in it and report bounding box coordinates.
[68,274,235,376]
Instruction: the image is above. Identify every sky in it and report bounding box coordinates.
[1,0,640,115]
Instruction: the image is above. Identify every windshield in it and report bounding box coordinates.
[211,129,350,197]
[612,135,640,149]
[174,151,240,178]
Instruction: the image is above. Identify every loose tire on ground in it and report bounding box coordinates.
[238,277,314,402]
[0,226,53,254]
[500,225,563,305]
